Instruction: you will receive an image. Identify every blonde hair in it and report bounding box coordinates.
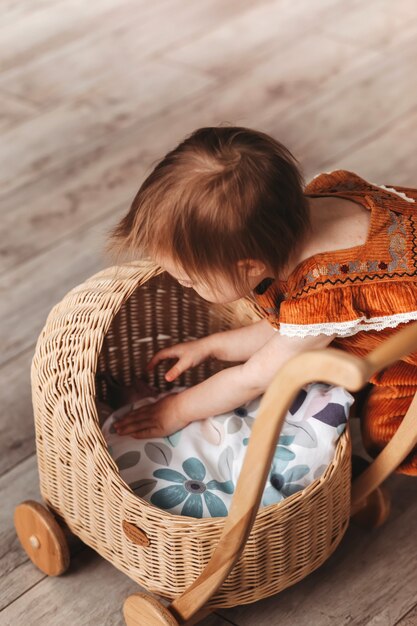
[105,125,311,298]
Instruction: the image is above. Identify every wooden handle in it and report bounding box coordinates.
[168,348,367,622]
[167,319,417,623]
[361,319,417,373]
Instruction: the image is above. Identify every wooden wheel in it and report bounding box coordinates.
[350,484,391,529]
[123,594,180,626]
[14,500,70,576]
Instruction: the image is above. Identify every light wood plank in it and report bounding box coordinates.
[0,456,44,610]
[0,146,142,274]
[260,22,417,169]
[0,0,99,29]
[0,90,37,132]
[164,0,369,78]
[317,0,417,50]
[0,58,212,197]
[167,16,380,106]
[395,603,417,626]
[0,0,364,107]
[1,550,231,626]
[0,349,35,477]
[0,0,258,108]
[324,104,417,182]
[0,1,391,202]
[3,5,417,205]
[0,29,377,274]
[0,209,123,368]
[0,0,151,73]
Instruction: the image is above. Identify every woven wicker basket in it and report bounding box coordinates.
[19,260,417,625]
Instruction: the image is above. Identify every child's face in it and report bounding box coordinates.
[155,255,269,304]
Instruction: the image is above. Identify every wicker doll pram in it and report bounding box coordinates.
[14,260,417,626]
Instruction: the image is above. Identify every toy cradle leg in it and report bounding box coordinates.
[351,484,391,529]
[14,500,71,576]
[350,455,391,529]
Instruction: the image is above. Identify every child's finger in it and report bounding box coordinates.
[147,348,176,370]
[165,364,182,381]
[115,408,149,427]
[146,351,164,370]
[132,426,160,439]
[146,356,157,370]
[117,419,154,436]
[117,407,147,421]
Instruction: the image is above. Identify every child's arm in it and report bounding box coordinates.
[174,329,339,423]
[142,319,277,384]
[114,328,338,438]
[208,319,278,363]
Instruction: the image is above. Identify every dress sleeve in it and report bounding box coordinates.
[273,281,417,338]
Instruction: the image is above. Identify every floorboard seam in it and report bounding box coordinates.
[393,601,417,625]
[0,452,37,481]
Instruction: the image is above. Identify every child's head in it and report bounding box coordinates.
[105,125,311,303]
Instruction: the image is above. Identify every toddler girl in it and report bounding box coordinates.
[105,125,417,476]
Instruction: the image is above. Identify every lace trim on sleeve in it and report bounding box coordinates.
[369,183,416,203]
[278,310,417,338]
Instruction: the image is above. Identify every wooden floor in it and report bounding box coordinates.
[1,0,417,624]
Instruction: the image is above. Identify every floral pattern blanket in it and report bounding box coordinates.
[101,383,355,518]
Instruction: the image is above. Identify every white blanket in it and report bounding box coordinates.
[101,382,354,518]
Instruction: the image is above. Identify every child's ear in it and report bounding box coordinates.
[237,258,267,277]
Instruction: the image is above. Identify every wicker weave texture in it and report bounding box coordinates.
[31,261,352,609]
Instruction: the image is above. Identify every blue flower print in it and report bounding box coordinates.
[272,440,296,473]
[150,457,234,518]
[262,464,310,506]
[163,429,182,447]
[243,432,295,454]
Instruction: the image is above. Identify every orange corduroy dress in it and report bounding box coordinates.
[251,169,417,476]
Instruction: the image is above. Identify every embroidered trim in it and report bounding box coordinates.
[287,210,417,298]
[370,183,415,203]
[277,310,417,338]
[299,206,408,288]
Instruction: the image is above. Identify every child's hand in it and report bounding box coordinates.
[147,337,215,382]
[113,392,188,439]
